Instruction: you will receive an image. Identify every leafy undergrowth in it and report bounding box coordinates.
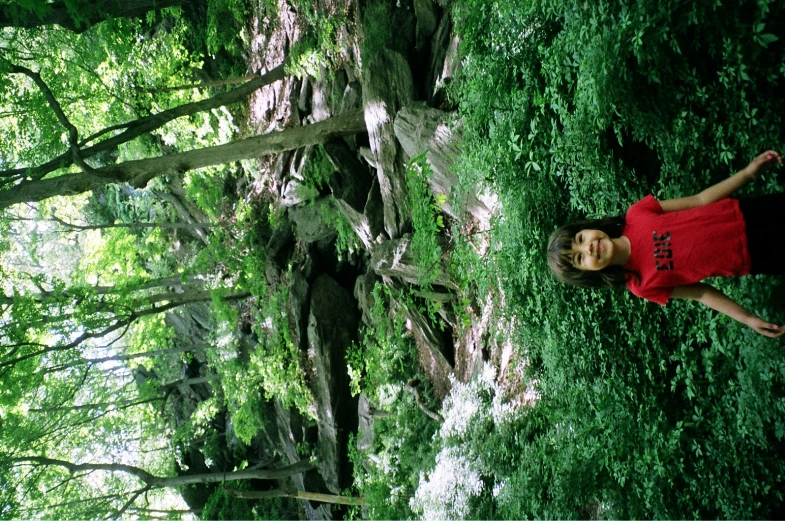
[347,0,785,519]
[405,0,785,518]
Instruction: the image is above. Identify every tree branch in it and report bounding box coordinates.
[110,486,151,520]
[8,62,98,175]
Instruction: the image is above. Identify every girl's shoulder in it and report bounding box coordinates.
[626,194,662,217]
[626,275,671,305]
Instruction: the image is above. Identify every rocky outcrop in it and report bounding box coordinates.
[362,48,415,239]
[156,0,490,517]
[394,103,492,224]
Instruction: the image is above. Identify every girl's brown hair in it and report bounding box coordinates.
[547,216,631,288]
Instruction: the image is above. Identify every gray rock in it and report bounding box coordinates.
[414,0,438,52]
[330,69,348,115]
[311,67,333,122]
[273,401,332,520]
[298,76,312,114]
[324,139,379,249]
[356,393,375,455]
[362,48,415,238]
[354,271,381,328]
[340,81,363,114]
[370,234,456,289]
[287,267,310,353]
[290,146,314,182]
[307,274,359,494]
[427,13,455,103]
[281,178,319,207]
[394,103,491,223]
[288,198,336,244]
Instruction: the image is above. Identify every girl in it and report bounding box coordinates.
[547,151,785,338]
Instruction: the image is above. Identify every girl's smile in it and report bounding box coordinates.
[569,229,630,271]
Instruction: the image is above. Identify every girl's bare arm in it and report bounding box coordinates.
[659,150,782,213]
[671,283,785,338]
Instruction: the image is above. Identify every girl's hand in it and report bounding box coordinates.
[746,316,785,338]
[745,150,782,179]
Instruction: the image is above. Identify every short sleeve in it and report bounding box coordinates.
[626,279,673,306]
[626,195,663,220]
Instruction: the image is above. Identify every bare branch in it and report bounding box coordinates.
[110,486,151,520]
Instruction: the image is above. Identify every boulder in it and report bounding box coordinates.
[414,0,438,53]
[310,66,333,122]
[306,274,360,493]
[323,139,382,249]
[288,198,336,244]
[427,15,461,104]
[394,103,492,224]
[287,267,311,353]
[370,234,456,289]
[353,271,382,329]
[340,81,363,114]
[389,291,453,401]
[273,401,332,521]
[281,178,320,207]
[362,48,415,238]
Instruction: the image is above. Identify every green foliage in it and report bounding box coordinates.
[202,484,255,520]
[286,0,345,78]
[347,283,418,396]
[406,154,447,286]
[195,197,313,443]
[205,0,249,57]
[346,280,444,519]
[302,145,333,192]
[359,0,393,64]
[318,199,361,259]
[444,0,785,517]
[349,390,441,520]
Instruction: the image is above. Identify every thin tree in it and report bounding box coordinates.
[0,60,288,187]
[0,59,365,210]
[223,485,366,506]
[8,456,315,518]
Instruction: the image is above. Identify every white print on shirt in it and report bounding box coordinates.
[652,231,673,271]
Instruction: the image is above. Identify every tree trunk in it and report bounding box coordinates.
[223,486,366,506]
[0,63,288,184]
[11,456,315,488]
[146,74,258,94]
[0,0,188,32]
[0,110,367,210]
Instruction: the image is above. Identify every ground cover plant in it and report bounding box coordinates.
[419,0,785,517]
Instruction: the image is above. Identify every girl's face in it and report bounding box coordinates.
[569,229,616,271]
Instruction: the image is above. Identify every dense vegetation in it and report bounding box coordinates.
[388,0,785,518]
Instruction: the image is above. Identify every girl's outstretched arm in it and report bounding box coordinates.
[671,283,785,338]
[659,150,782,212]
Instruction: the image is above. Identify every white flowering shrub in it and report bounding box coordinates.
[410,363,521,520]
[411,447,484,520]
[441,363,519,439]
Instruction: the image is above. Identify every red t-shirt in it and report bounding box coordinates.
[623,195,751,305]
